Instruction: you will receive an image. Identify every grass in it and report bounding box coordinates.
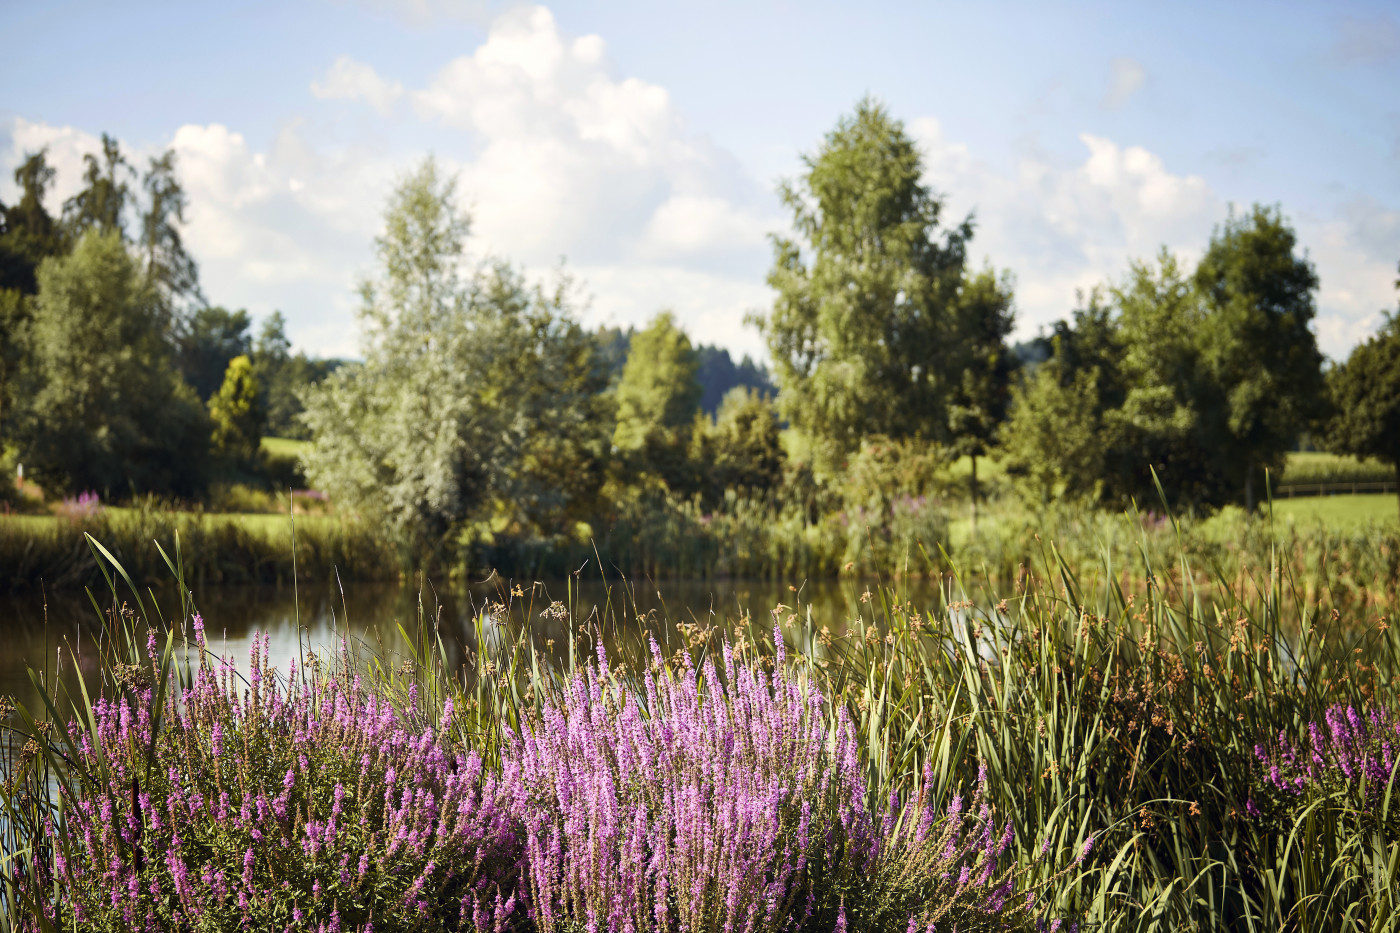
[259,435,311,460]
[1268,493,1400,528]
[3,514,1400,930]
[1277,450,1394,487]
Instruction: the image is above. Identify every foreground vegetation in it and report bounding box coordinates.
[3,512,1400,930]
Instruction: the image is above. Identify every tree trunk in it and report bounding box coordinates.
[970,454,979,535]
[1245,462,1255,515]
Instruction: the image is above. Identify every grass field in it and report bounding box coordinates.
[259,435,311,459]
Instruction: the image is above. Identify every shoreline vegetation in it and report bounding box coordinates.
[2,519,1399,930]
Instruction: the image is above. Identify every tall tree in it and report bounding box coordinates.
[21,230,210,497]
[0,150,66,444]
[1195,205,1324,511]
[301,159,610,555]
[1111,250,1220,508]
[0,150,66,296]
[140,150,202,311]
[946,268,1015,527]
[758,98,971,470]
[62,134,133,239]
[612,311,702,491]
[1327,270,1400,521]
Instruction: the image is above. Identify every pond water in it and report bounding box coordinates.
[0,575,947,720]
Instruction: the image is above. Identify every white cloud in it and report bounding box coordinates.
[911,117,1221,336]
[1103,57,1146,110]
[311,56,404,116]
[1304,197,1400,360]
[6,6,1393,367]
[0,118,104,207]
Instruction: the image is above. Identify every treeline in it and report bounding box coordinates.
[3,100,1399,580]
[0,135,343,500]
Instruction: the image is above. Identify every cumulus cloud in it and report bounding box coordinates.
[910,117,1220,334]
[5,5,1393,365]
[311,56,404,115]
[0,118,104,207]
[1102,57,1146,110]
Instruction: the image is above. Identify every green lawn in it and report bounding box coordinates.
[1267,493,1399,529]
[260,436,311,459]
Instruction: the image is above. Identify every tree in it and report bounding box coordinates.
[177,306,253,401]
[694,345,774,416]
[62,134,133,239]
[140,150,202,312]
[0,150,66,296]
[946,268,1015,527]
[758,98,972,469]
[1195,205,1324,511]
[612,311,703,491]
[208,354,265,469]
[693,386,785,506]
[0,151,67,445]
[1001,363,1106,506]
[21,230,210,497]
[1111,250,1221,508]
[300,158,610,555]
[1327,273,1400,520]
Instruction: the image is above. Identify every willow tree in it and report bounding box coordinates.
[300,158,611,558]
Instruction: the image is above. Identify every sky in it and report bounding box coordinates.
[2,0,1397,363]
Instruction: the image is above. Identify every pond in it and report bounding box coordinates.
[0,574,948,719]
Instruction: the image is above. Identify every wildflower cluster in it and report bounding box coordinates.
[23,621,1059,932]
[1253,704,1400,808]
[511,630,1042,932]
[41,622,520,932]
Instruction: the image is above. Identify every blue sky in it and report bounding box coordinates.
[2,0,1397,361]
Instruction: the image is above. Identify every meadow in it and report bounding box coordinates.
[1,500,1398,931]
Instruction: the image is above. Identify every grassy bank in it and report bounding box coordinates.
[0,504,398,590]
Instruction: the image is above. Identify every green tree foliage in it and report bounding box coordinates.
[1007,208,1325,513]
[1327,272,1400,519]
[695,344,773,416]
[251,311,341,440]
[612,311,703,491]
[139,150,202,312]
[692,386,785,506]
[21,230,210,497]
[0,150,66,296]
[759,98,973,468]
[207,354,265,469]
[1111,251,1219,506]
[300,158,610,555]
[1195,205,1325,509]
[0,152,69,447]
[946,268,1016,519]
[1001,363,1106,506]
[62,134,133,239]
[177,306,253,401]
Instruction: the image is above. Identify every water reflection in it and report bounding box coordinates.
[0,576,946,717]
